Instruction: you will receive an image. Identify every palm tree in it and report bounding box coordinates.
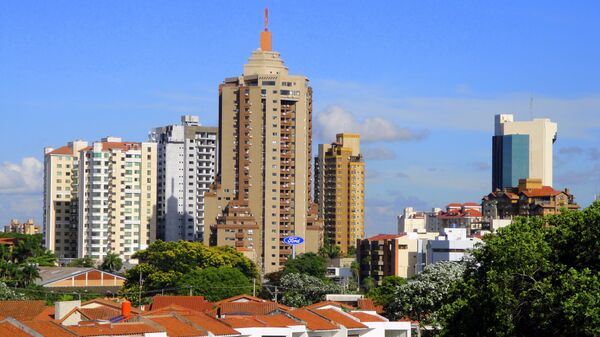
[100,252,123,273]
[16,264,40,287]
[319,244,341,259]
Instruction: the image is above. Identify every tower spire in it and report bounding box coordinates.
[260,7,272,51]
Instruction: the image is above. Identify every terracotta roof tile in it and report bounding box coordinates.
[365,234,402,241]
[305,301,355,311]
[288,309,338,331]
[148,316,206,337]
[357,299,383,313]
[181,312,240,336]
[221,316,264,328]
[254,314,299,327]
[47,146,73,155]
[22,321,76,337]
[0,301,49,321]
[67,322,161,336]
[0,321,34,337]
[520,186,561,197]
[79,307,121,321]
[150,296,213,312]
[349,312,387,322]
[312,309,368,329]
[219,302,279,316]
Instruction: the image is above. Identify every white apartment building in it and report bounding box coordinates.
[77,137,157,263]
[425,228,482,267]
[149,115,218,242]
[44,140,88,259]
[494,114,558,187]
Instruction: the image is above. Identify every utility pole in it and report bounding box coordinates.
[274,286,278,303]
[138,271,143,307]
[253,278,256,297]
[189,286,193,297]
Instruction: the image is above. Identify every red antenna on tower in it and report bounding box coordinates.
[264,7,269,31]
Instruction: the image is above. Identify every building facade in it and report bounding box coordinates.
[425,228,481,268]
[204,17,322,274]
[398,203,482,234]
[315,133,365,254]
[149,115,218,242]
[44,140,88,259]
[493,114,557,190]
[4,219,40,235]
[77,137,157,263]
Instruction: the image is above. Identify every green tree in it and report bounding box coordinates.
[17,264,41,287]
[177,266,253,301]
[100,252,123,273]
[0,281,25,300]
[366,276,406,308]
[361,276,375,292]
[386,261,466,326]
[318,244,341,259]
[283,252,327,279]
[120,241,258,304]
[438,201,600,337]
[67,255,95,268]
[280,273,342,307]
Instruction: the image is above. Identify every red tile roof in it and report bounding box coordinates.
[0,301,49,321]
[312,309,368,329]
[79,307,120,321]
[47,146,73,156]
[520,186,561,197]
[305,301,355,311]
[349,312,387,322]
[254,314,299,327]
[67,322,161,336]
[22,321,76,337]
[222,316,264,328]
[147,316,206,337]
[150,296,213,312]
[0,321,34,337]
[357,299,384,313]
[219,302,279,316]
[288,309,338,331]
[181,312,240,336]
[365,234,402,241]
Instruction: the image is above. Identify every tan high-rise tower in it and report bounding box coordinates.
[204,10,323,274]
[315,133,365,254]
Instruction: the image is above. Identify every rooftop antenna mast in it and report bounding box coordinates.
[529,95,534,120]
[264,7,269,31]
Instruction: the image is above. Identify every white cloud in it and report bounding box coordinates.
[315,106,429,142]
[363,146,397,160]
[0,157,43,194]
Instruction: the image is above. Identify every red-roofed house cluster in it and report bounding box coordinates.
[0,295,414,337]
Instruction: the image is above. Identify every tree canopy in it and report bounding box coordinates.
[279,273,341,307]
[120,241,258,304]
[67,255,95,268]
[282,252,327,279]
[177,266,253,302]
[100,252,123,273]
[366,276,407,309]
[438,201,600,336]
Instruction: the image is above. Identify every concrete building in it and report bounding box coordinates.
[77,137,157,263]
[493,114,557,190]
[425,228,482,268]
[44,140,89,259]
[315,133,365,254]
[4,219,40,235]
[398,203,482,234]
[203,13,322,274]
[149,115,218,242]
[357,232,438,286]
[483,178,579,219]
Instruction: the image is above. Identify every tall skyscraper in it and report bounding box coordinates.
[77,137,157,263]
[149,115,218,242]
[492,114,557,190]
[44,140,88,259]
[315,133,365,254]
[204,10,323,274]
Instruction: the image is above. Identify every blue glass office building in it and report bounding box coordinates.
[492,134,529,190]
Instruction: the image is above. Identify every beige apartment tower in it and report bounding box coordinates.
[77,137,157,263]
[44,140,88,259]
[204,13,323,274]
[315,134,365,254]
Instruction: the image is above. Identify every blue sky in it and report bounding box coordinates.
[1,1,599,235]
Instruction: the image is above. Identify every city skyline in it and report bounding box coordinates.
[2,1,600,236]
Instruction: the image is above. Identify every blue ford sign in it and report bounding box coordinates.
[282,236,304,245]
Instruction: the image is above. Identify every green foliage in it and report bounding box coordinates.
[177,266,253,302]
[0,233,56,266]
[0,281,25,300]
[120,240,258,305]
[438,201,600,336]
[67,255,95,268]
[280,273,342,307]
[361,276,375,292]
[386,261,466,326]
[318,244,341,259]
[283,252,327,279]
[100,252,123,273]
[366,276,406,308]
